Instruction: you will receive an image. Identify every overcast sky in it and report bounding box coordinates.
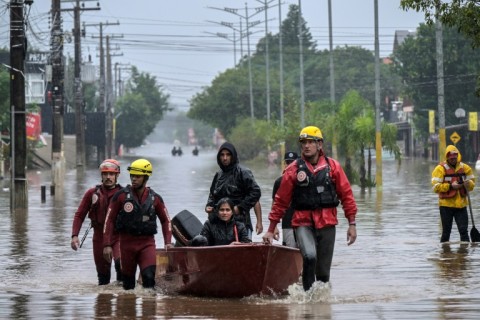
[5,0,427,110]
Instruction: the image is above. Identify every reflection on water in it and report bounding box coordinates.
[0,142,480,319]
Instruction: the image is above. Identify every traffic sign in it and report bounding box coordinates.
[450,131,461,144]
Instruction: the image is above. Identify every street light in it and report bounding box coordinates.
[205,31,238,65]
[208,4,265,120]
[255,0,276,123]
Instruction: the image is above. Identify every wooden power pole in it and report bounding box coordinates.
[9,0,30,211]
[50,0,65,193]
[62,0,100,169]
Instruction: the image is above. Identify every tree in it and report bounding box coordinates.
[188,5,399,135]
[392,23,480,141]
[188,67,256,137]
[400,1,480,48]
[278,4,316,51]
[333,91,369,183]
[114,68,171,148]
[126,66,170,123]
[115,93,151,148]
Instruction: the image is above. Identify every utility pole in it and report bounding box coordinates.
[113,62,129,155]
[328,0,338,159]
[62,0,100,169]
[206,19,245,66]
[278,0,284,127]
[208,5,264,120]
[73,1,84,168]
[50,0,65,194]
[328,0,335,104]
[105,35,123,158]
[84,20,119,162]
[256,0,275,123]
[9,0,31,211]
[298,0,305,127]
[436,17,446,160]
[105,35,112,159]
[374,0,382,188]
[205,30,238,66]
[114,62,130,99]
[245,3,258,120]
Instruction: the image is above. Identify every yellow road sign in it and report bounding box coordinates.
[450,131,461,144]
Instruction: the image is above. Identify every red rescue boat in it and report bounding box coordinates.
[154,243,302,298]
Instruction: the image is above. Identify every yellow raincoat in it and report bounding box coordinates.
[431,145,475,208]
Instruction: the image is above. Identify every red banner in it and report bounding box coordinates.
[26,112,41,141]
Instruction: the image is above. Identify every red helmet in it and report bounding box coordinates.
[99,159,120,173]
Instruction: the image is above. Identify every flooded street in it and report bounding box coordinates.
[1,141,480,319]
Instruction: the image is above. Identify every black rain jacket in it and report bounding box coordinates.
[206,142,261,230]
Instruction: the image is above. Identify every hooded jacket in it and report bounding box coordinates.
[199,214,251,246]
[432,145,475,208]
[206,142,261,229]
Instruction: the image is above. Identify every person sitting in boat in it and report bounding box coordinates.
[192,197,251,246]
[205,142,262,239]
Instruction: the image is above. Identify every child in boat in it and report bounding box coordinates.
[192,197,251,246]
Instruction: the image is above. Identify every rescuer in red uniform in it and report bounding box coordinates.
[103,158,173,290]
[71,159,123,285]
[263,126,357,291]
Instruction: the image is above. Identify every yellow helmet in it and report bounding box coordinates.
[127,159,153,176]
[299,126,323,141]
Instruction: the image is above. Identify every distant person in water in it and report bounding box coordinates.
[192,197,251,246]
[192,146,199,156]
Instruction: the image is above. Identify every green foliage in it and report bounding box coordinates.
[83,83,98,112]
[392,23,480,140]
[63,56,100,112]
[188,5,399,136]
[0,68,10,131]
[401,0,480,48]
[229,118,283,160]
[188,68,254,137]
[115,68,170,148]
[191,119,215,148]
[127,66,170,121]
[115,93,153,148]
[277,4,316,51]
[185,4,406,186]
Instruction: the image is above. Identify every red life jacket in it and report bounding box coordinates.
[439,162,466,199]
